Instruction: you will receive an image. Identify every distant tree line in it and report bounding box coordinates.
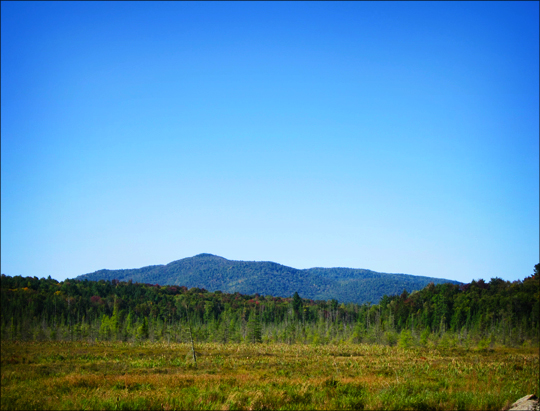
[1,264,538,348]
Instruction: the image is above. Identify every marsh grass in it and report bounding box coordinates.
[1,341,538,410]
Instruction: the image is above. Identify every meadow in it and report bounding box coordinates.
[1,341,538,410]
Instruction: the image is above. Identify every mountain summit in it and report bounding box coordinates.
[75,254,460,304]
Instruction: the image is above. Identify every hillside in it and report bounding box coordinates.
[75,253,460,304]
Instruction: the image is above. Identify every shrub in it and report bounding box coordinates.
[398,329,414,348]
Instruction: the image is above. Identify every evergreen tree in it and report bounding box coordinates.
[292,292,302,319]
[246,310,262,344]
[124,312,133,342]
[110,301,119,340]
[138,317,149,340]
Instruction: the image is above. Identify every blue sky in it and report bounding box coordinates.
[2,1,538,283]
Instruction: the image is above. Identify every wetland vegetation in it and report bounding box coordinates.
[2,341,538,410]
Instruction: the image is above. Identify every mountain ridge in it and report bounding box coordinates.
[75,253,460,304]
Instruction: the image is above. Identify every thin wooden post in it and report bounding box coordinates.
[184,304,197,367]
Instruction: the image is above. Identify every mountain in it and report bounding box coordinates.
[74,253,460,304]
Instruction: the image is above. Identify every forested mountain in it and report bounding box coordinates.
[75,253,460,304]
[1,264,538,346]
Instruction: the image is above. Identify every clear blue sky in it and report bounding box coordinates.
[2,1,538,283]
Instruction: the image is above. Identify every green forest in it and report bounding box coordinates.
[1,264,538,348]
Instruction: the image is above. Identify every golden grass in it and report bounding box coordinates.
[1,341,538,410]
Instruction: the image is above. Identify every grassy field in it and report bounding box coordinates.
[1,341,538,410]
